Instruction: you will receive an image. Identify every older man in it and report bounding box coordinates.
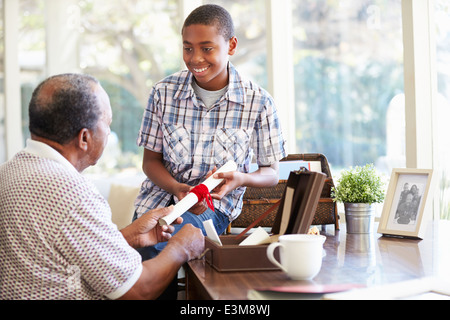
[0,74,204,300]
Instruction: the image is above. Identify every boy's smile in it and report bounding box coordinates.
[182,24,237,91]
[193,66,209,73]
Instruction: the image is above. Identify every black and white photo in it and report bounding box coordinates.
[378,169,434,239]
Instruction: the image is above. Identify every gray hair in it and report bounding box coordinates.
[29,73,101,144]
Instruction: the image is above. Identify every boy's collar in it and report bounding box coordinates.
[224,63,245,106]
[175,63,245,107]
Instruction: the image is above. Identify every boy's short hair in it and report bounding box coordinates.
[182,4,235,40]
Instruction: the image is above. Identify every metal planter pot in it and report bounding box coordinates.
[344,203,375,234]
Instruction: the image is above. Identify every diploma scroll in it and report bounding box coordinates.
[158,160,238,226]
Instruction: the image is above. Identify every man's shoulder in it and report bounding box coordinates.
[2,153,98,208]
[17,152,92,191]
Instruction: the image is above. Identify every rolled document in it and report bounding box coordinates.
[158,160,238,226]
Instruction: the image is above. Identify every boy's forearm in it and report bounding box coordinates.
[244,163,279,188]
[142,150,179,194]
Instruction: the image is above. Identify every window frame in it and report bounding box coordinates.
[3,0,22,160]
[1,0,441,216]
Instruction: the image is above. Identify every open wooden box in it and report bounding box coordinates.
[204,235,280,272]
[205,170,327,272]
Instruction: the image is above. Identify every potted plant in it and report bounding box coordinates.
[331,164,385,233]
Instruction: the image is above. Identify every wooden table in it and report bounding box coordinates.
[185,221,450,300]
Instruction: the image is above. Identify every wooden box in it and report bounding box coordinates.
[206,170,326,272]
[204,235,280,272]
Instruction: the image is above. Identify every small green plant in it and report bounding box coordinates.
[332,164,385,204]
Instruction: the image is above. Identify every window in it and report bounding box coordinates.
[81,0,267,176]
[4,0,448,220]
[13,0,269,179]
[204,0,267,87]
[435,0,450,219]
[292,0,404,176]
[0,0,4,163]
[78,0,183,175]
[19,0,46,144]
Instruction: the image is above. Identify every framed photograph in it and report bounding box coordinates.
[378,168,434,239]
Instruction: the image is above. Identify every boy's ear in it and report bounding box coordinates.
[228,36,238,56]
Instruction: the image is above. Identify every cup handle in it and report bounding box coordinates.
[266,242,287,273]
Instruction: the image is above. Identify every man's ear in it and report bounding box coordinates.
[228,36,238,56]
[77,128,91,152]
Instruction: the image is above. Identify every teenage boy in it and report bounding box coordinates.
[135,4,286,266]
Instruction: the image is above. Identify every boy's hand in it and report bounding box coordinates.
[175,167,218,215]
[175,183,208,215]
[210,171,245,200]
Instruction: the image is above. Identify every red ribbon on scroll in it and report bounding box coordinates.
[190,184,215,211]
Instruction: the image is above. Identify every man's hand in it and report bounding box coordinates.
[120,206,182,249]
[120,223,205,300]
[167,224,205,261]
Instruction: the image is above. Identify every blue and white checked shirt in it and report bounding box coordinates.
[135,63,286,220]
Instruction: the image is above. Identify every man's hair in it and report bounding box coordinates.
[29,73,101,144]
[182,4,235,40]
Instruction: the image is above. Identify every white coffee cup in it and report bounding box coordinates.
[266,234,326,280]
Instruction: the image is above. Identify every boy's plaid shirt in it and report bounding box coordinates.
[135,63,286,220]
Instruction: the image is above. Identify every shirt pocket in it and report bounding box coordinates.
[213,128,251,164]
[162,124,191,164]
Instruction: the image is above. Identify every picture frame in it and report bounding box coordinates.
[377,168,434,239]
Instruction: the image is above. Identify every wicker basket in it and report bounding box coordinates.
[232,154,340,230]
